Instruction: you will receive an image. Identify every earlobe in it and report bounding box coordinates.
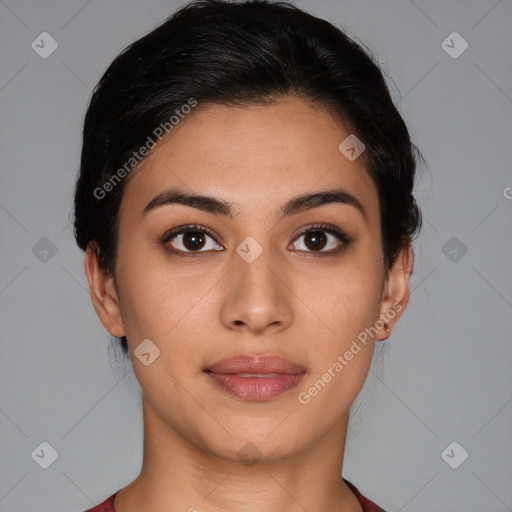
[376,241,414,341]
[84,242,126,338]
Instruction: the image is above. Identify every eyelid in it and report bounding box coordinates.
[162,222,216,238]
[293,222,353,241]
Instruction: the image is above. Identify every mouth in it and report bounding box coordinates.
[203,354,306,401]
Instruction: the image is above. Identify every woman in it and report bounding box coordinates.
[74,0,423,510]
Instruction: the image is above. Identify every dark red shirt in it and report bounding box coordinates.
[84,478,387,511]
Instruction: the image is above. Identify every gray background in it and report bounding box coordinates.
[0,0,511,511]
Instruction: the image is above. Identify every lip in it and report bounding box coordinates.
[204,355,306,401]
[206,354,305,374]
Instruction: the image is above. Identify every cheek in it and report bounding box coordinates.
[300,260,383,343]
[113,244,172,342]
[115,247,216,357]
[294,257,383,401]
[294,276,381,419]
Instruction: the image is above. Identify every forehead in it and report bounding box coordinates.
[119,97,379,226]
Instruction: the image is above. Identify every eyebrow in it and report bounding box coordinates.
[142,186,367,222]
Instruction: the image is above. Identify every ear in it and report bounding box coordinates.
[375,240,414,341]
[84,242,126,338]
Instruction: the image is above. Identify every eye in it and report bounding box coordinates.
[290,224,354,254]
[161,222,354,257]
[162,224,223,255]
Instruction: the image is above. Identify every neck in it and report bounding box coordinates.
[114,397,363,512]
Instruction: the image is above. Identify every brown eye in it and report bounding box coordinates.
[303,230,328,251]
[163,225,223,254]
[181,231,207,251]
[290,224,353,254]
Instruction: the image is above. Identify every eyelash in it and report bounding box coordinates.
[160,223,355,257]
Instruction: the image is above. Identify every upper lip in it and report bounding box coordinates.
[205,355,306,374]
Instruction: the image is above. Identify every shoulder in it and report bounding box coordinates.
[343,478,388,512]
[82,490,120,512]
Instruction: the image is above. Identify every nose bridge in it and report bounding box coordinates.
[234,237,282,302]
[221,235,292,332]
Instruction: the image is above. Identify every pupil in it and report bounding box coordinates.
[306,231,326,250]
[184,231,204,250]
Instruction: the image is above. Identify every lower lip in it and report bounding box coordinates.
[205,372,305,401]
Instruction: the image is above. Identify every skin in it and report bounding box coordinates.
[84,96,413,512]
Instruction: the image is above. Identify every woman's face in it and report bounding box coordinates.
[88,96,410,463]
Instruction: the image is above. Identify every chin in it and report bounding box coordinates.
[199,418,306,465]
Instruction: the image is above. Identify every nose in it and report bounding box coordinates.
[220,248,293,335]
